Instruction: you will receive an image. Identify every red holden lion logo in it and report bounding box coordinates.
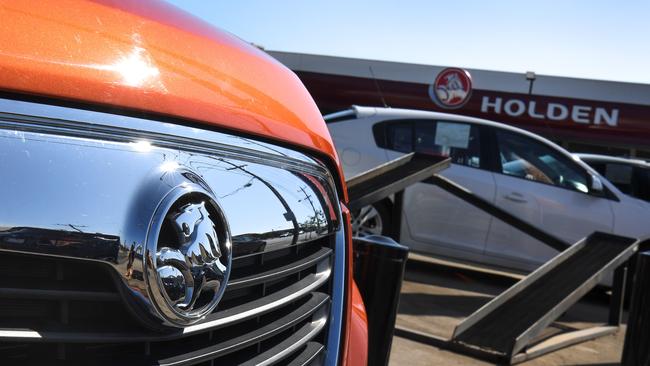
[429,68,472,109]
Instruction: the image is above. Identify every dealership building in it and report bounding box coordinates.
[269,51,650,159]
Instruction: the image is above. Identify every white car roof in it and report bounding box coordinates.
[327,105,554,140]
[574,153,650,168]
[325,105,588,165]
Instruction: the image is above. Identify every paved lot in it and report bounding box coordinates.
[389,254,626,365]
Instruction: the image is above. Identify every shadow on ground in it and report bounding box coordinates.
[399,292,492,318]
[391,258,626,366]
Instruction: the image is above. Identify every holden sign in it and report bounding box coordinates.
[480,96,620,126]
[429,68,473,109]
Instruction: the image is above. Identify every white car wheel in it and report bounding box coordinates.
[352,205,384,237]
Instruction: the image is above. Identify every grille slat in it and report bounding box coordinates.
[155,293,329,366]
[187,257,331,334]
[0,234,336,364]
[0,100,344,365]
[0,287,120,302]
[286,342,325,366]
[239,307,329,366]
[0,248,331,343]
[228,247,332,290]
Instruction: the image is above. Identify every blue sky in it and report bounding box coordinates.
[166,1,650,84]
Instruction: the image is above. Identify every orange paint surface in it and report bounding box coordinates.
[341,205,369,366]
[0,0,340,171]
[0,0,364,360]
[345,281,369,366]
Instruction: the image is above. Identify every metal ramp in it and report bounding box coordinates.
[346,152,449,211]
[345,152,451,366]
[392,174,640,364]
[451,232,638,363]
[344,154,641,364]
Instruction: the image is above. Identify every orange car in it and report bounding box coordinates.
[0,0,367,364]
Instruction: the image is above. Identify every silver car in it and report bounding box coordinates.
[328,106,650,273]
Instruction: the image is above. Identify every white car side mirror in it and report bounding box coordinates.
[590,174,604,193]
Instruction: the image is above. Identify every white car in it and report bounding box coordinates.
[328,106,650,273]
[576,153,650,203]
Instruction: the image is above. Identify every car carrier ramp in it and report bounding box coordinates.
[346,152,449,211]
[451,232,638,363]
[346,156,640,364]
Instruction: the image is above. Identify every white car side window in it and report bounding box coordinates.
[497,130,589,193]
[382,120,481,168]
[604,163,634,190]
[386,123,412,153]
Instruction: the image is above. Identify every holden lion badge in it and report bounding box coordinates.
[429,67,473,109]
[145,185,232,327]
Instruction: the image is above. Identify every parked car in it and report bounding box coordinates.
[576,154,650,203]
[0,1,366,364]
[327,106,650,273]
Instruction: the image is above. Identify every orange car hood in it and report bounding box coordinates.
[0,0,339,167]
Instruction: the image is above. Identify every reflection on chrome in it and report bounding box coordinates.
[0,104,340,329]
[0,227,120,262]
[130,139,153,152]
[143,184,233,327]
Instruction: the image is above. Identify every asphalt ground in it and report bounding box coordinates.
[389,253,626,365]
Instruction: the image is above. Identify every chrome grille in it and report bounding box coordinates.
[0,98,346,365]
[0,234,335,365]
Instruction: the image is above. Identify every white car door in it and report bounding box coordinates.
[381,119,496,258]
[485,129,615,270]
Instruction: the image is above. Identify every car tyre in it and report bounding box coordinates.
[351,201,392,237]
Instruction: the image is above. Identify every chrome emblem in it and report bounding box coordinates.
[429,67,473,109]
[145,186,232,327]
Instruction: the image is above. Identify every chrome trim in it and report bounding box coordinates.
[183,258,331,335]
[242,307,329,366]
[0,292,333,344]
[227,247,332,290]
[0,98,324,174]
[156,295,331,366]
[0,330,41,339]
[325,224,346,366]
[0,97,344,350]
[145,184,233,327]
